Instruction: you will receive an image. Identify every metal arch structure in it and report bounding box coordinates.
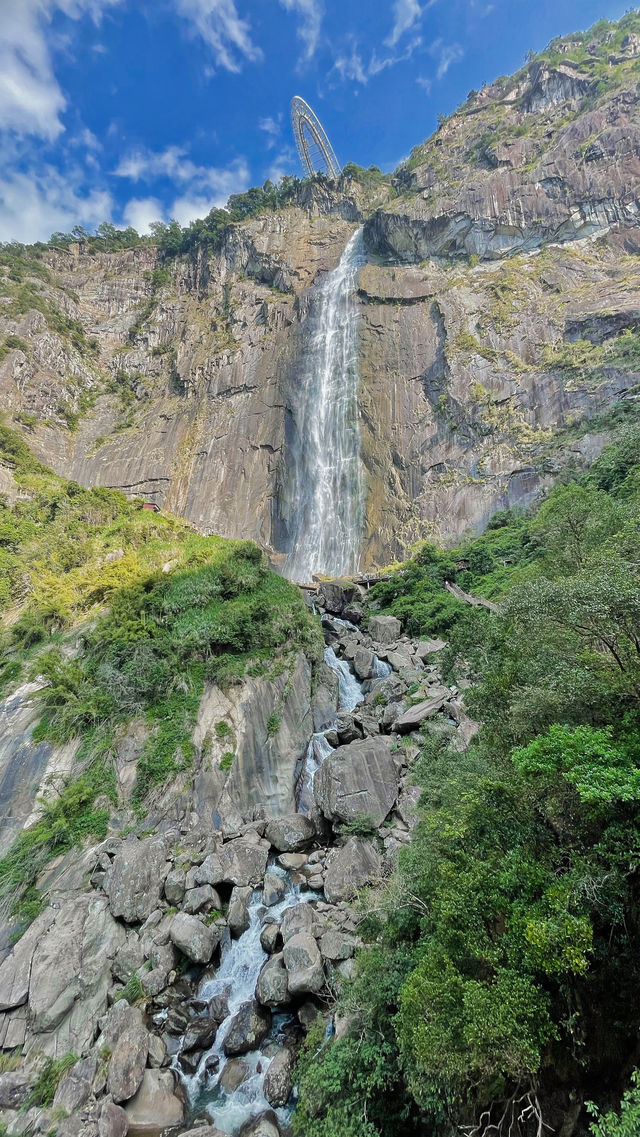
[291,96,341,181]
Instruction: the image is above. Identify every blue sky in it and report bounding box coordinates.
[0,0,631,243]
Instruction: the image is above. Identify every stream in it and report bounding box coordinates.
[175,640,391,1132]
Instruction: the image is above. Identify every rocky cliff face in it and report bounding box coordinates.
[2,22,640,566]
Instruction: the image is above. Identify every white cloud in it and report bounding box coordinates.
[122,197,164,233]
[173,0,262,72]
[114,146,250,208]
[416,75,432,94]
[279,0,322,66]
[0,164,112,243]
[266,146,297,183]
[114,145,193,183]
[170,172,251,225]
[0,0,121,141]
[259,115,282,149]
[330,41,368,85]
[70,126,102,150]
[429,37,464,79]
[385,0,424,47]
[170,195,213,226]
[369,35,422,76]
[330,32,422,86]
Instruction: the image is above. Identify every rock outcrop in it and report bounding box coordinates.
[4,32,640,564]
[314,737,398,827]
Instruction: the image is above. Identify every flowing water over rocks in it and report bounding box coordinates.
[183,875,311,1134]
[283,229,367,582]
[0,585,480,1137]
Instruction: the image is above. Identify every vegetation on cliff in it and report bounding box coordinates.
[294,425,640,1136]
[0,422,320,927]
[397,9,640,189]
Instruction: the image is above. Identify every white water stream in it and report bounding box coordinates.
[175,226,384,1133]
[183,873,312,1134]
[176,640,392,1131]
[283,228,367,581]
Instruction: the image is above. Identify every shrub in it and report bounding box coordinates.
[266,712,281,737]
[117,972,145,1005]
[25,1054,78,1107]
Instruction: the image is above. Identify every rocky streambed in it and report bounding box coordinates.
[0,581,478,1137]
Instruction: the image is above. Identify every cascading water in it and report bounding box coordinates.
[183,873,312,1134]
[175,633,393,1129]
[297,641,391,812]
[323,645,363,712]
[283,228,367,582]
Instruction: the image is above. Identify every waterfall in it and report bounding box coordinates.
[323,645,363,713]
[283,228,367,582]
[183,874,312,1134]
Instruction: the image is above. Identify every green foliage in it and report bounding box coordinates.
[588,1074,640,1136]
[214,719,232,740]
[0,758,113,931]
[512,724,640,807]
[0,335,28,362]
[337,812,378,838]
[266,712,281,737]
[219,751,235,771]
[24,1054,78,1108]
[117,972,145,1005]
[299,426,640,1135]
[541,327,640,386]
[0,427,320,925]
[0,1050,22,1074]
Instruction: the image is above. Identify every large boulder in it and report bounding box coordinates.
[163,869,186,906]
[283,933,324,995]
[318,581,360,615]
[27,894,126,1057]
[193,851,224,887]
[313,737,398,827]
[280,903,314,943]
[368,615,401,644]
[416,638,446,659]
[213,652,314,822]
[353,648,375,681]
[218,839,269,887]
[98,1099,129,1137]
[0,1069,33,1108]
[222,1000,271,1057]
[255,954,289,1008]
[319,930,356,962]
[263,1048,295,1108]
[323,838,382,904]
[393,689,450,733]
[238,1111,281,1137]
[227,886,253,937]
[262,871,286,908]
[107,838,169,924]
[219,1060,250,1094]
[103,1004,149,1104]
[52,1057,97,1115]
[0,907,56,1011]
[169,914,219,964]
[264,815,315,853]
[183,885,221,915]
[176,1128,224,1137]
[124,1069,184,1136]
